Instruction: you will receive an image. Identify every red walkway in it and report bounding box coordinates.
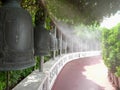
[52,56,115,90]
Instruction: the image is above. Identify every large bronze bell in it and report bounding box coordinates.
[0,0,35,71]
[34,25,50,56]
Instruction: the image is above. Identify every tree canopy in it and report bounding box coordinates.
[45,0,120,25]
[0,0,119,25]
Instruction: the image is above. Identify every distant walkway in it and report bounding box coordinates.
[52,56,115,90]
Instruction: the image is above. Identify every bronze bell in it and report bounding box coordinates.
[50,33,58,51]
[34,25,50,56]
[0,0,35,71]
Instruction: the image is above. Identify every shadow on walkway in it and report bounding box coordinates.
[52,56,115,90]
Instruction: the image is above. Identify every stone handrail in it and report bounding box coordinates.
[13,51,101,90]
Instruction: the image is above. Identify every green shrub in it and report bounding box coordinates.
[115,66,120,77]
[0,67,34,90]
[102,23,120,76]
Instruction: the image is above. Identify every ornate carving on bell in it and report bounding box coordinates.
[50,33,58,51]
[34,25,50,56]
[0,0,35,71]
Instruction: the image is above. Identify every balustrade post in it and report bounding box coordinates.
[39,56,44,72]
[55,26,58,56]
[90,39,92,51]
[56,28,60,56]
[53,26,56,60]
[81,39,83,52]
[59,32,62,56]
[53,51,55,60]
[86,40,88,51]
[65,39,67,54]
[78,42,81,52]
[71,38,73,53]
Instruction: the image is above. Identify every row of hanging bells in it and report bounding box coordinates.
[0,0,60,71]
[34,25,59,56]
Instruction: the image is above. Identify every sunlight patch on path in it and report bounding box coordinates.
[82,60,115,90]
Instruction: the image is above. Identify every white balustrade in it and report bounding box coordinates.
[13,51,101,90]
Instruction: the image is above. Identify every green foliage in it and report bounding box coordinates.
[45,0,120,25]
[34,55,51,70]
[0,68,34,90]
[21,0,38,25]
[45,16,52,30]
[0,72,6,90]
[115,66,120,77]
[44,56,51,62]
[46,0,82,24]
[102,23,120,76]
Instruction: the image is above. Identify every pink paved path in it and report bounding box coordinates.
[52,56,115,90]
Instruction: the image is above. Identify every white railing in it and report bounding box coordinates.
[13,51,101,90]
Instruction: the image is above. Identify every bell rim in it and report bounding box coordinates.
[0,59,35,71]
